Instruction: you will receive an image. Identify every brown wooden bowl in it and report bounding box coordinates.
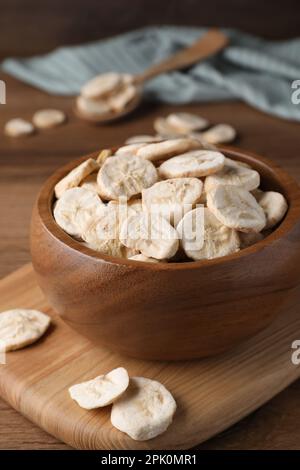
[30,146,300,360]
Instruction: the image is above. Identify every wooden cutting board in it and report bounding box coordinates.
[1,264,300,450]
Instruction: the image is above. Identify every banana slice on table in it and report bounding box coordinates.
[4,118,35,137]
[120,212,179,260]
[159,150,225,179]
[54,187,104,238]
[69,367,129,410]
[166,112,208,132]
[97,154,158,201]
[207,185,266,233]
[0,309,51,351]
[177,207,240,260]
[111,377,177,441]
[33,109,66,129]
[153,117,185,138]
[201,124,237,144]
[204,157,260,192]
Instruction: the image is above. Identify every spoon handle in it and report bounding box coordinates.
[134,29,228,84]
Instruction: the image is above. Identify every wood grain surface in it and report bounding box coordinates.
[1,73,300,448]
[1,264,300,450]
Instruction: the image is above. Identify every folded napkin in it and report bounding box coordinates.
[2,26,300,121]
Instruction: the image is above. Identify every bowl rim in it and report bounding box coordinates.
[35,145,300,271]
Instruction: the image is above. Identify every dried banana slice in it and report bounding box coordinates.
[125,135,161,144]
[136,138,201,162]
[201,124,237,144]
[108,85,137,112]
[96,148,113,165]
[0,309,50,351]
[115,143,147,156]
[4,118,34,137]
[76,96,111,119]
[142,177,203,225]
[177,207,239,260]
[82,208,127,258]
[81,72,122,99]
[54,187,104,238]
[69,367,129,409]
[204,157,260,192]
[256,191,288,229]
[32,109,66,129]
[120,212,179,260]
[239,231,264,248]
[54,158,99,199]
[97,154,158,201]
[166,112,208,132]
[207,185,266,233]
[159,150,225,179]
[111,377,177,441]
[153,117,184,138]
[80,174,101,195]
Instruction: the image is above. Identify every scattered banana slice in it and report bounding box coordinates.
[81,72,123,100]
[166,112,208,132]
[129,254,161,263]
[153,117,184,138]
[4,118,34,137]
[177,207,240,260]
[201,124,237,144]
[82,208,128,258]
[0,309,50,351]
[125,135,161,144]
[204,157,260,192]
[142,177,203,225]
[69,367,129,410]
[97,154,158,201]
[80,173,101,195]
[159,150,225,179]
[108,85,137,112]
[207,185,266,233]
[76,95,111,119]
[120,212,179,259]
[136,137,201,162]
[32,109,66,129]
[256,191,288,229]
[54,187,104,238]
[54,158,99,199]
[239,231,264,248]
[111,377,177,441]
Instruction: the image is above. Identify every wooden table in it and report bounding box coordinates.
[1,73,300,450]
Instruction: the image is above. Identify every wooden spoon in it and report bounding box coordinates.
[76,29,228,124]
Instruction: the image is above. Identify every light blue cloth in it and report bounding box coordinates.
[2,26,300,121]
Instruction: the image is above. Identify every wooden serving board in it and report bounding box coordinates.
[1,264,300,450]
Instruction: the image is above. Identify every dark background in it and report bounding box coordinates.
[1,0,300,60]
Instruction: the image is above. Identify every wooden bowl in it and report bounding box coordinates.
[30,147,300,360]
